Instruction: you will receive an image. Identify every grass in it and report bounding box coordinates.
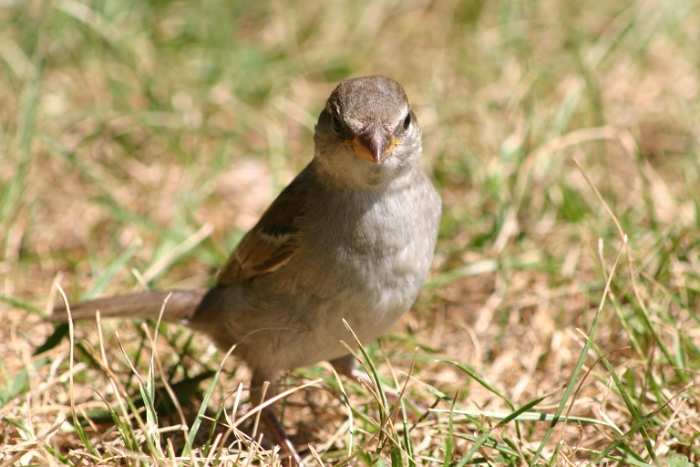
[1,0,700,465]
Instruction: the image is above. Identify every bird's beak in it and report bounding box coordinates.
[347,123,398,164]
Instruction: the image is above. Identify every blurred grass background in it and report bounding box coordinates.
[1,0,700,465]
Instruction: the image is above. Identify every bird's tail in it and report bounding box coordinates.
[50,289,209,323]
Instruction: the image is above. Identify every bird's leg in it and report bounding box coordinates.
[330,353,381,391]
[329,354,431,422]
[250,370,303,466]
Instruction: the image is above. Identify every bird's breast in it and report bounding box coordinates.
[296,178,440,342]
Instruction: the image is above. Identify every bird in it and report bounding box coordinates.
[51,75,442,463]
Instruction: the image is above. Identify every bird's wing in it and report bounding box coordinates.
[216,166,312,285]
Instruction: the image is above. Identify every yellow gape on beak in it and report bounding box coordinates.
[346,122,399,164]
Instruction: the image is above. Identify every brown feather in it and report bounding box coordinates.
[50,289,208,322]
[217,168,311,285]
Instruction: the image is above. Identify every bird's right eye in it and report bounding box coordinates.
[403,112,412,130]
[330,113,343,133]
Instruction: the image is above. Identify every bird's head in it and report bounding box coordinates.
[313,75,422,189]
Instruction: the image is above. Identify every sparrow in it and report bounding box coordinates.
[52,75,442,463]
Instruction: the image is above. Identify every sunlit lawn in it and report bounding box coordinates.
[1,1,699,465]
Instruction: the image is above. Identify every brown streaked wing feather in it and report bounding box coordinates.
[216,167,312,285]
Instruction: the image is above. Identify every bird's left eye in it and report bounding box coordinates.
[403,112,411,130]
[330,113,343,133]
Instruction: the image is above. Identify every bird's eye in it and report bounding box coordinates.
[330,113,343,133]
[403,112,412,130]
